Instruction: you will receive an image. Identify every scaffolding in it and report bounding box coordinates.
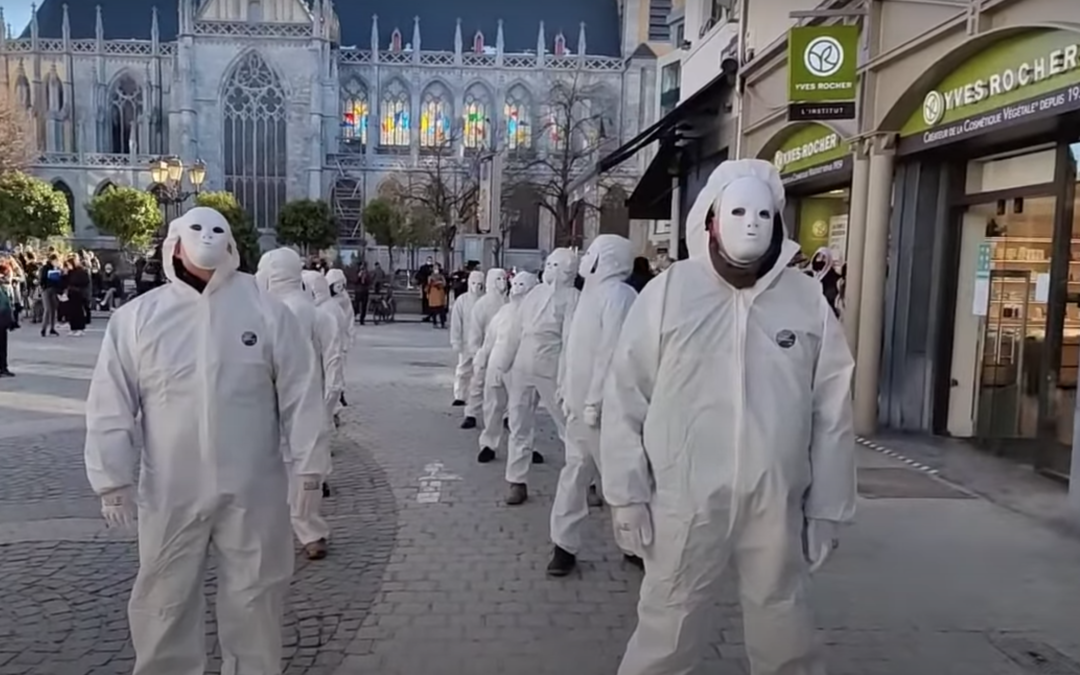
[331,156,365,245]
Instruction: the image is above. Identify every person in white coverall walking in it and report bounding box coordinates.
[258,248,343,560]
[303,270,347,420]
[450,270,485,406]
[548,234,637,576]
[325,268,355,409]
[462,268,509,429]
[504,248,579,505]
[601,160,856,675]
[84,207,330,675]
[475,271,539,464]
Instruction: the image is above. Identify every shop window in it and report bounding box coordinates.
[965,147,1056,194]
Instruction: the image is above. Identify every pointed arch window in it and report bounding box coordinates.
[14,74,30,110]
[390,29,402,52]
[222,51,287,231]
[45,72,63,113]
[420,83,452,148]
[473,31,484,54]
[463,85,490,150]
[52,180,75,226]
[503,85,532,151]
[380,79,411,147]
[341,79,369,149]
[108,74,143,154]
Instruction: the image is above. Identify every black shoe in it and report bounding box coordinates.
[322,482,331,498]
[587,485,603,508]
[547,546,577,577]
[531,451,545,465]
[505,482,528,505]
[477,447,496,463]
[40,328,45,337]
[460,416,477,430]
[623,554,644,571]
[503,418,509,430]
[49,330,59,336]
[0,370,13,377]
[452,399,466,407]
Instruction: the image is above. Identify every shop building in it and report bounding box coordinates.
[735,1,1080,488]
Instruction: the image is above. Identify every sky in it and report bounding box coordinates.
[2,0,34,38]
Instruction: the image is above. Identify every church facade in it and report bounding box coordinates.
[4,0,657,264]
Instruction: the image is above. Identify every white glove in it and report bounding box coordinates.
[611,504,653,558]
[805,519,840,574]
[101,487,136,529]
[294,474,324,520]
[583,404,600,428]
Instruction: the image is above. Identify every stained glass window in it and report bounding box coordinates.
[341,79,369,147]
[504,85,532,151]
[420,84,452,148]
[463,85,490,149]
[380,79,411,147]
[109,74,143,154]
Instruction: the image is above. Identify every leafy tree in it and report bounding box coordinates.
[0,171,71,244]
[276,198,338,255]
[0,90,35,174]
[85,185,162,257]
[402,206,437,273]
[362,197,408,272]
[195,191,261,273]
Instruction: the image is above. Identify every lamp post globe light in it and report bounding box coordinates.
[149,156,207,220]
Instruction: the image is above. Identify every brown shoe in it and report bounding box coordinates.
[304,539,328,560]
[505,482,528,506]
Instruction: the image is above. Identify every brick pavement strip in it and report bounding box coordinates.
[0,430,397,675]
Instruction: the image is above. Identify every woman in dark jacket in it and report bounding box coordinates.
[64,256,91,335]
[626,256,655,293]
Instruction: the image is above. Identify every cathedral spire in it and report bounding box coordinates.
[578,22,586,56]
[537,21,546,66]
[95,4,104,44]
[0,8,7,51]
[62,4,71,46]
[151,6,159,46]
[412,16,421,61]
[454,17,463,58]
[496,19,504,54]
[370,14,379,53]
[30,3,39,43]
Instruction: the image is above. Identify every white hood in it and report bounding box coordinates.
[580,235,634,284]
[467,270,485,296]
[326,268,348,295]
[302,270,332,306]
[543,248,578,288]
[684,159,787,262]
[255,248,304,296]
[162,207,240,292]
[485,268,508,294]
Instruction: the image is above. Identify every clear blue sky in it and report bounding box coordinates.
[2,1,34,37]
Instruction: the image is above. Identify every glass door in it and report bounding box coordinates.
[978,269,1034,437]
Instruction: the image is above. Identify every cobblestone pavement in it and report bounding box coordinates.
[5,320,1080,675]
[0,326,397,675]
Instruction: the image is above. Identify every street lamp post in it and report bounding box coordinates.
[149,156,207,224]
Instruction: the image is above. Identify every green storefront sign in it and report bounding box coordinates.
[767,123,852,185]
[788,25,860,121]
[901,29,1080,150]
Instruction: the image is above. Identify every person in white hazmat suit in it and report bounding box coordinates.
[257,248,343,561]
[450,270,485,406]
[461,268,509,429]
[475,271,539,464]
[600,159,856,675]
[547,234,638,576]
[504,248,580,505]
[302,270,347,420]
[325,268,355,409]
[84,207,330,675]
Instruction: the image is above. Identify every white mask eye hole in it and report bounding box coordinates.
[190,223,203,232]
[731,207,746,217]
[758,210,771,220]
[212,226,225,234]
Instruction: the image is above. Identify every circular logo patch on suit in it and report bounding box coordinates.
[241,331,258,346]
[776,330,797,349]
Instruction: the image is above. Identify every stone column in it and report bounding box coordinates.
[843,140,871,354]
[853,134,897,436]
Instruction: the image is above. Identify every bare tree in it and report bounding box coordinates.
[0,89,35,174]
[403,127,484,268]
[520,71,614,249]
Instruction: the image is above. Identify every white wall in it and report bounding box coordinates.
[680,21,737,102]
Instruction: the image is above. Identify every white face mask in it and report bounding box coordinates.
[493,272,508,295]
[715,177,776,265]
[511,273,537,298]
[544,249,577,288]
[468,272,485,295]
[178,211,232,270]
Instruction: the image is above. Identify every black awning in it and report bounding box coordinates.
[627,139,679,220]
[597,57,738,175]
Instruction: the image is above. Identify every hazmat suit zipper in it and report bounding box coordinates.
[198,296,215,500]
[730,289,747,536]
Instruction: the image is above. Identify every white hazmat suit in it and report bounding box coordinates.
[85,207,330,675]
[450,271,485,404]
[304,271,349,421]
[549,235,637,565]
[325,268,356,347]
[463,268,509,425]
[258,249,342,552]
[476,272,539,463]
[601,160,856,675]
[504,249,579,499]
